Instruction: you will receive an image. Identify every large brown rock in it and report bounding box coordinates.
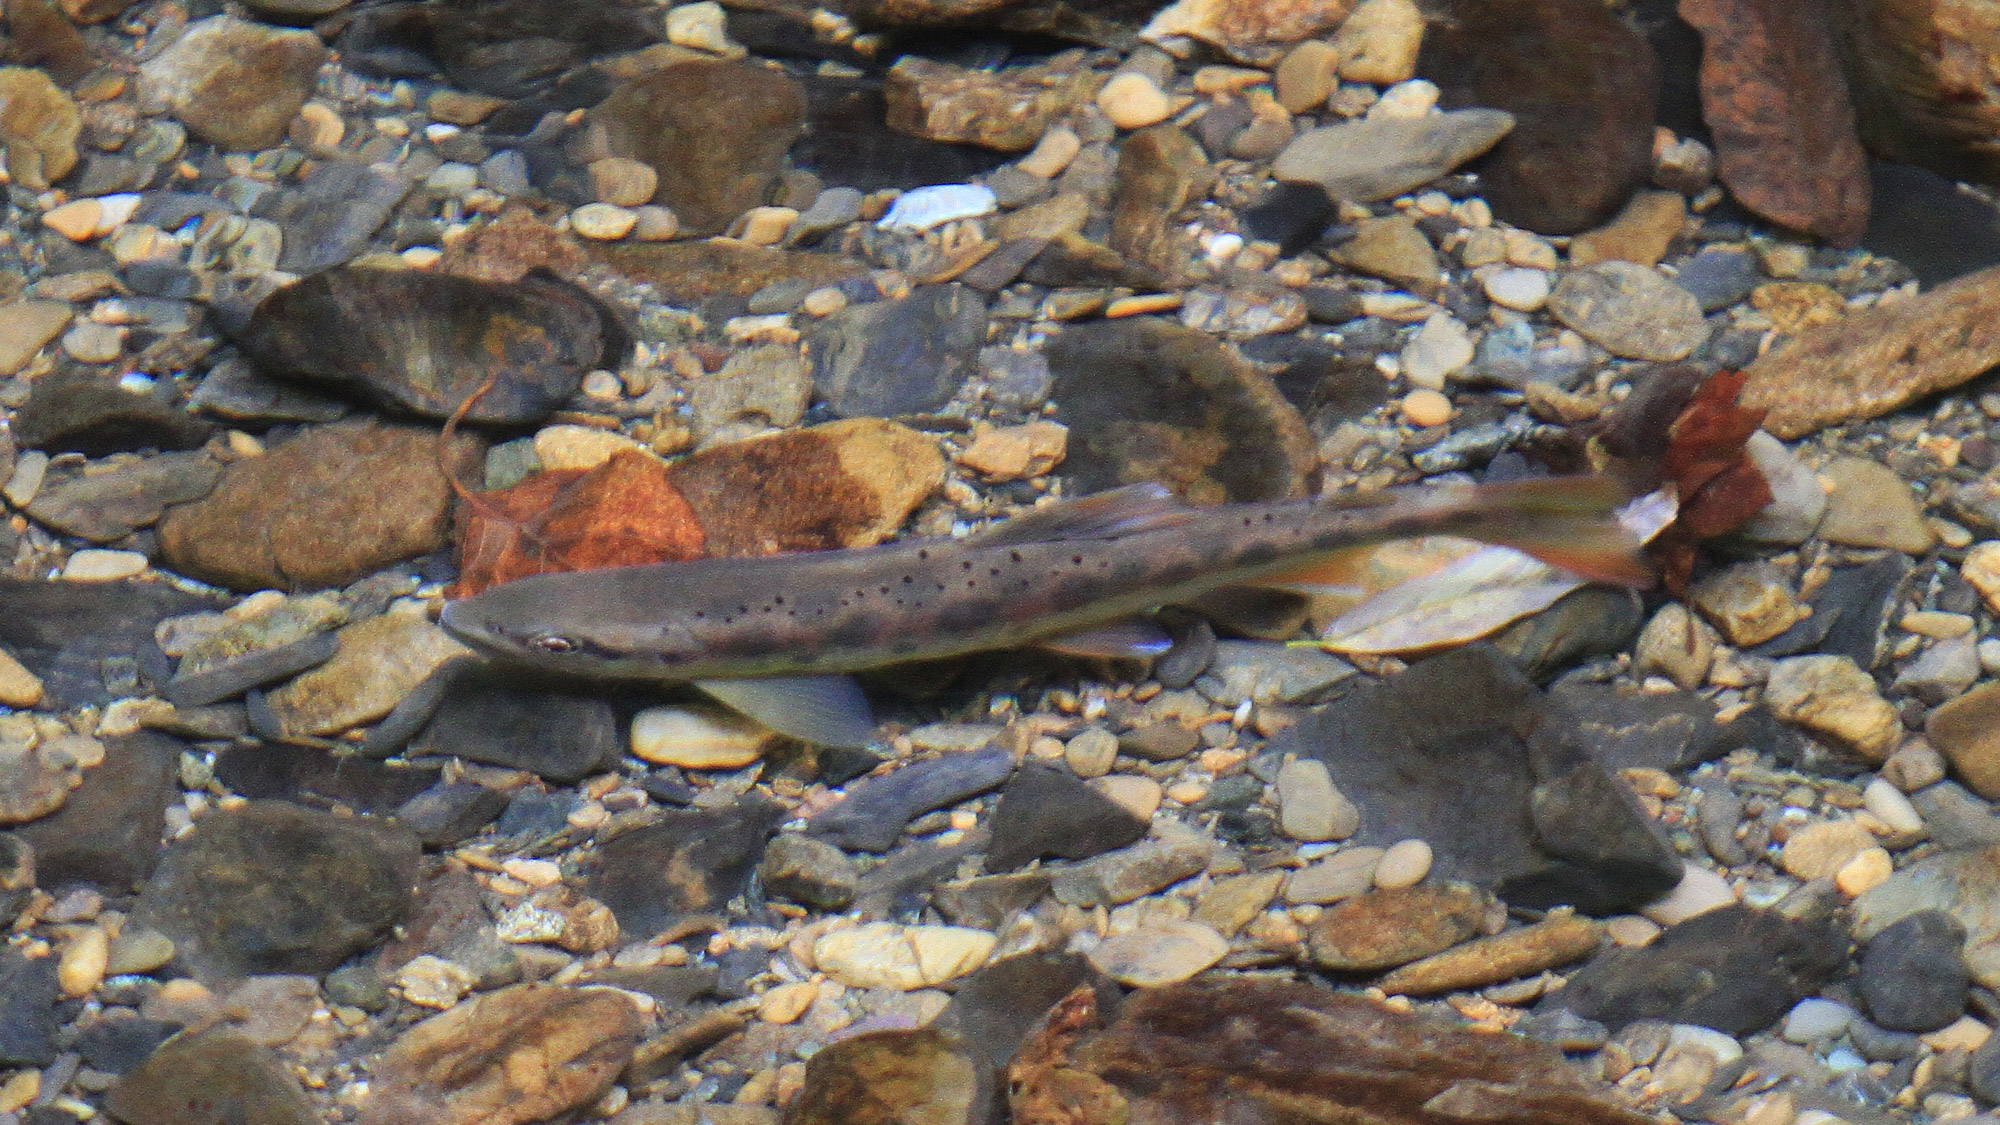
[594,61,805,236]
[1739,263,2000,438]
[1680,0,1869,246]
[1835,0,2000,187]
[1009,978,1651,1125]
[1423,0,1657,235]
[158,420,483,591]
[138,16,329,152]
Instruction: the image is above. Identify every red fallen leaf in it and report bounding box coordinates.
[1653,369,1774,592]
[449,447,707,597]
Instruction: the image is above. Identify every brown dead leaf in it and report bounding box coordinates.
[1653,369,1773,591]
[450,448,706,597]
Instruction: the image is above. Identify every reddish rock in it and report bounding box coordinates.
[1836,0,2000,187]
[1680,0,1869,246]
[885,55,1102,152]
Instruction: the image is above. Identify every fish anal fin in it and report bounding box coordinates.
[972,483,1200,546]
[693,675,877,748]
[1459,476,1657,588]
[1035,620,1174,659]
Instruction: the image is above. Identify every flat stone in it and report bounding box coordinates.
[134,800,420,980]
[1779,818,1877,880]
[1544,905,1848,1034]
[1928,681,2000,800]
[1764,654,1900,763]
[359,984,641,1125]
[1816,457,1935,553]
[0,299,73,375]
[1546,260,1708,361]
[0,947,59,1066]
[1306,883,1488,971]
[808,284,988,418]
[587,800,782,937]
[1272,109,1514,202]
[264,615,470,737]
[758,834,859,912]
[1275,756,1358,842]
[1740,263,2000,438]
[1086,918,1229,987]
[139,16,328,151]
[1568,190,1688,267]
[409,680,621,784]
[1108,124,1213,284]
[1374,910,1604,997]
[1329,214,1440,294]
[814,922,996,990]
[1050,824,1214,907]
[104,1027,317,1125]
[810,745,1014,853]
[985,762,1148,873]
[13,730,179,889]
[785,1028,985,1125]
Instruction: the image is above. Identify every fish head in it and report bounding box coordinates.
[438,574,708,679]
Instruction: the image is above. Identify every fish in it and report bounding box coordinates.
[438,475,1652,747]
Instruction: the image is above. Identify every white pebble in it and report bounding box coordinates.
[1862,776,1924,834]
[1399,388,1452,427]
[62,549,148,581]
[1782,997,1855,1043]
[1398,312,1474,389]
[1372,838,1432,888]
[1368,78,1439,119]
[630,704,771,769]
[875,183,997,232]
[1097,71,1173,129]
[1480,266,1551,311]
[571,203,637,240]
[1640,862,1737,925]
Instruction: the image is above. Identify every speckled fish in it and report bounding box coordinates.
[438,476,1651,747]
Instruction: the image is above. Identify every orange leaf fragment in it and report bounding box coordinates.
[450,448,707,597]
[1653,369,1773,592]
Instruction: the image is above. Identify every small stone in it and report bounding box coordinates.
[1374,838,1433,888]
[1090,775,1163,822]
[1837,847,1894,897]
[1305,884,1487,972]
[1194,871,1283,937]
[1782,997,1855,1043]
[1857,911,1969,1033]
[664,1,737,54]
[571,203,637,241]
[1816,457,1935,554]
[1330,214,1440,294]
[1097,72,1173,130]
[631,206,679,241]
[1399,312,1474,389]
[1686,560,1807,646]
[737,205,797,245]
[0,650,45,708]
[1765,654,1901,763]
[1018,126,1082,179]
[957,420,1066,481]
[1632,604,1715,690]
[0,300,74,375]
[61,548,148,581]
[265,615,470,737]
[629,705,771,770]
[1333,0,1424,85]
[758,834,858,912]
[61,321,122,363]
[1275,757,1358,842]
[1863,777,1925,834]
[877,184,997,232]
[1481,266,1552,311]
[1274,40,1341,115]
[1927,681,2000,799]
[813,923,996,990]
[56,924,107,997]
[1399,388,1452,427]
[1378,911,1604,996]
[1641,863,1737,926]
[394,954,478,1009]
[1285,846,1384,904]
[1779,818,1876,880]
[1064,727,1118,778]
[1546,261,1708,361]
[1567,190,1687,268]
[1739,431,1827,544]
[1273,109,1515,202]
[1086,918,1229,987]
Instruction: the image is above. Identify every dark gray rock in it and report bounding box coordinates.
[374,861,518,990]
[1271,644,1682,914]
[188,354,351,424]
[75,1016,184,1075]
[1969,1022,2000,1103]
[212,743,439,816]
[939,951,1105,1073]
[104,1027,317,1125]
[165,631,338,708]
[134,800,421,980]
[391,781,508,848]
[1491,586,1643,683]
[1543,905,1849,1034]
[24,451,223,543]
[14,730,180,890]
[758,833,859,912]
[1671,245,1764,313]
[588,799,784,937]
[266,161,414,274]
[0,948,60,1066]
[1546,680,1730,773]
[0,832,30,926]
[984,762,1148,873]
[809,283,988,418]
[808,745,1014,853]
[11,368,216,456]
[1864,164,2000,288]
[1856,910,1969,1033]
[0,579,218,709]
[408,681,621,784]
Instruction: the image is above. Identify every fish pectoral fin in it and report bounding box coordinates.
[970,482,1200,545]
[1035,620,1175,659]
[693,675,877,748]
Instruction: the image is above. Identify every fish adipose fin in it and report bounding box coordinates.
[970,482,1201,546]
[1454,476,1656,587]
[693,675,877,748]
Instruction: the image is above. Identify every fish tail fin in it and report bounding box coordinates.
[1455,475,1656,588]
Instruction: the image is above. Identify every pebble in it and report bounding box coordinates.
[1275,757,1357,842]
[0,649,44,708]
[1377,911,1604,996]
[60,549,148,581]
[1764,654,1902,763]
[1480,266,1552,311]
[876,184,997,232]
[56,925,107,998]
[1779,818,1876,880]
[1399,312,1474,388]
[1096,72,1173,130]
[1863,777,1925,834]
[1085,918,1230,987]
[1018,126,1082,178]
[1546,261,1708,361]
[1286,846,1385,904]
[812,923,996,990]
[1399,388,1452,427]
[42,193,140,241]
[1090,775,1163,822]
[1836,847,1894,897]
[1782,997,1856,1043]
[570,203,637,241]
[1817,457,1935,553]
[1373,839,1433,888]
[1333,0,1423,85]
[1064,727,1118,778]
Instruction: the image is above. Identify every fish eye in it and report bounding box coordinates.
[529,634,579,655]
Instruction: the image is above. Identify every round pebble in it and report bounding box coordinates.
[630,705,770,769]
[1372,839,1432,888]
[424,162,479,195]
[799,287,848,317]
[1862,776,1924,834]
[1835,846,1894,897]
[60,321,122,363]
[1097,72,1173,130]
[571,202,638,240]
[737,205,798,245]
[589,157,658,207]
[1065,727,1118,778]
[1400,388,1453,427]
[1090,775,1162,821]
[62,549,148,581]
[1018,126,1081,178]
[631,205,680,241]
[290,101,344,148]
[1481,266,1552,311]
[1782,997,1855,1043]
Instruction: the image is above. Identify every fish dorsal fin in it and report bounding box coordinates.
[1034,619,1175,659]
[692,675,877,748]
[971,483,1199,546]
